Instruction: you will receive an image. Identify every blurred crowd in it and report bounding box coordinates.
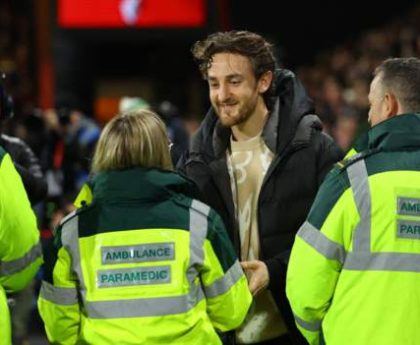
[297,5,420,150]
[0,1,34,116]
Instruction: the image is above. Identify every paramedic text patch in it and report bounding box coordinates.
[97,266,171,287]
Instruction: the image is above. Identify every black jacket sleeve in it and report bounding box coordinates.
[264,130,343,279]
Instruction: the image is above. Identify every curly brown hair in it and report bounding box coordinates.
[191,30,277,109]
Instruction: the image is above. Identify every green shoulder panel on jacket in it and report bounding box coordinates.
[308,149,378,229]
[340,149,378,170]
[341,145,420,178]
[365,149,420,176]
[78,196,191,238]
[307,164,350,230]
[206,209,237,273]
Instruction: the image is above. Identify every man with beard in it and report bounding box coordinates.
[177,31,342,345]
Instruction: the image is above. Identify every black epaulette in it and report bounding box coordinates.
[336,148,381,171]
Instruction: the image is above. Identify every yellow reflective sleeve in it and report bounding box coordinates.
[38,297,80,345]
[0,154,42,292]
[287,188,357,345]
[296,326,320,345]
[201,240,252,332]
[287,236,336,344]
[38,247,80,344]
[0,255,43,293]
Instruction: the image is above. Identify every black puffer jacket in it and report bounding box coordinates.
[177,69,343,344]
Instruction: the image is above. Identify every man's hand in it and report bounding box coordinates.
[240,260,270,296]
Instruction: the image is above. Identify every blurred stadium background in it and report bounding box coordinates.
[1,0,419,343]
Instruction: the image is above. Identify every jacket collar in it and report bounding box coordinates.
[91,167,196,202]
[367,113,420,151]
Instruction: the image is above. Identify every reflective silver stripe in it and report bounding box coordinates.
[347,159,371,252]
[0,241,42,276]
[189,200,209,269]
[297,221,346,264]
[204,260,243,298]
[60,210,77,226]
[294,313,322,332]
[344,252,420,272]
[55,210,77,236]
[40,281,78,305]
[185,200,209,313]
[191,199,211,215]
[86,283,205,319]
[61,215,87,301]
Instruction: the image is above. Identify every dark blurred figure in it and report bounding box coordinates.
[331,114,359,151]
[42,107,100,201]
[153,101,189,165]
[0,75,47,205]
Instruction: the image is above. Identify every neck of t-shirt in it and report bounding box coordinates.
[230,131,263,151]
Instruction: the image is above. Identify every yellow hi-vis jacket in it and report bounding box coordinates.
[0,147,42,345]
[38,168,252,344]
[287,113,420,345]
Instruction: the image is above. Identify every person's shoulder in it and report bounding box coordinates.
[173,195,221,226]
[294,115,337,150]
[0,135,37,165]
[296,115,343,160]
[336,148,379,171]
[294,114,330,146]
[173,195,210,216]
[57,209,79,232]
[0,134,28,152]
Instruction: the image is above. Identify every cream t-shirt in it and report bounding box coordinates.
[228,134,287,344]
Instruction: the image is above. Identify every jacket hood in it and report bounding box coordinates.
[91,168,198,202]
[191,68,316,159]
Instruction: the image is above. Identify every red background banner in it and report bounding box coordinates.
[58,0,206,28]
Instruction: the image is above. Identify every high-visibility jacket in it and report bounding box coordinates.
[287,113,420,345]
[38,167,252,345]
[0,147,43,345]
